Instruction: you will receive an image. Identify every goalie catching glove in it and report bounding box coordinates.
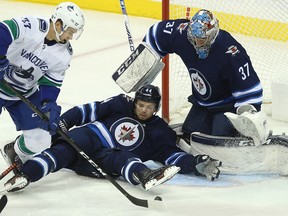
[224,104,269,146]
[192,155,222,181]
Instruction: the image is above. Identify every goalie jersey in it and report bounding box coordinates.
[0,15,72,101]
[143,19,263,110]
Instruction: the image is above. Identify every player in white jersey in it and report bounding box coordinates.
[0,2,85,172]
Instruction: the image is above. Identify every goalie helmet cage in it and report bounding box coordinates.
[161,0,288,123]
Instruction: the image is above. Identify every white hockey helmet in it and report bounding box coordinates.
[51,2,85,41]
[187,9,219,59]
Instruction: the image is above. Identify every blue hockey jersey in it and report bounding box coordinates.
[60,94,195,173]
[143,19,263,110]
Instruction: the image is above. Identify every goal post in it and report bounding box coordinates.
[161,0,288,123]
[162,0,170,122]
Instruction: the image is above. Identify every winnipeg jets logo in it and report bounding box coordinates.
[118,125,137,142]
[192,75,205,94]
[189,68,212,100]
[110,117,144,151]
[225,45,240,56]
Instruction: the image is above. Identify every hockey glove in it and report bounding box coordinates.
[58,119,68,133]
[51,119,69,143]
[193,155,222,181]
[38,101,61,135]
[0,57,9,81]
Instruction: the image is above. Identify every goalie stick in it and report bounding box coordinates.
[0,195,7,213]
[119,0,134,51]
[114,0,164,93]
[0,80,162,208]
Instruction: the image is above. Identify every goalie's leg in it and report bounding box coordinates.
[181,105,238,140]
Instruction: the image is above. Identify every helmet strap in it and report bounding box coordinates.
[52,21,64,42]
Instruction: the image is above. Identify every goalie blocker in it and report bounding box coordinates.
[112,42,164,93]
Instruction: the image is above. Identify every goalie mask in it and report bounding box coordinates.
[51,2,85,41]
[134,84,161,112]
[187,9,219,59]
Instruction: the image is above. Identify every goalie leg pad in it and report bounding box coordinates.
[187,132,288,174]
[112,42,164,93]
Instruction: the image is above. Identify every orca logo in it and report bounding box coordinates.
[67,5,74,11]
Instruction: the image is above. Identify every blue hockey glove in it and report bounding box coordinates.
[38,101,61,135]
[193,155,222,181]
[0,58,9,81]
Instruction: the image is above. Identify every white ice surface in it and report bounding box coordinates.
[0,1,288,215]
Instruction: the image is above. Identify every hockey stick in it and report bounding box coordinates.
[0,195,7,213]
[119,0,135,51]
[0,163,17,180]
[1,80,162,208]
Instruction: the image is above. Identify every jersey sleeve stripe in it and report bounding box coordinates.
[2,19,20,40]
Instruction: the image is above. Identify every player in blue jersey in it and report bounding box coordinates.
[3,84,221,192]
[143,9,264,141]
[0,2,85,171]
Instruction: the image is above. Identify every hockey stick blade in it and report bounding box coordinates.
[0,195,7,213]
[126,194,163,208]
[1,80,162,208]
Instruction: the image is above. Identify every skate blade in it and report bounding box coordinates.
[2,176,28,193]
[145,166,181,190]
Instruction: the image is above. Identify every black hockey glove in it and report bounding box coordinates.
[193,155,222,181]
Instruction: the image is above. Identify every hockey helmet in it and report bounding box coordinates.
[134,84,161,112]
[51,2,85,41]
[187,9,219,59]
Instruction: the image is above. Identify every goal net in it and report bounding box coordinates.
[162,0,288,123]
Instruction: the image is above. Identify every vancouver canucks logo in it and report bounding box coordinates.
[110,117,144,151]
[6,65,35,86]
[189,68,211,100]
[67,5,74,11]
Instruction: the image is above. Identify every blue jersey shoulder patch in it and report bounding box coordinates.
[67,42,73,55]
[37,18,48,33]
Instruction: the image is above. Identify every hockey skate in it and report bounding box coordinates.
[133,165,180,190]
[0,137,23,176]
[0,138,29,192]
[3,174,30,192]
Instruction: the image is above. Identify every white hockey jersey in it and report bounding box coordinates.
[0,15,72,100]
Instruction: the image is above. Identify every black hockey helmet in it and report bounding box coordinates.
[134,84,161,112]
